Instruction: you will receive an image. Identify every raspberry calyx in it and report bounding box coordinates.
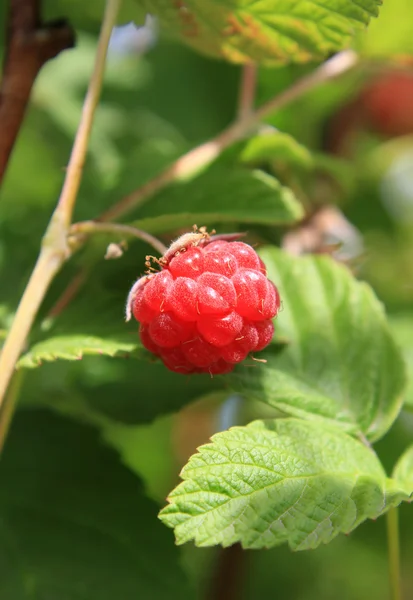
[126,229,280,375]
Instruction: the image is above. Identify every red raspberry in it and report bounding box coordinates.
[126,231,280,375]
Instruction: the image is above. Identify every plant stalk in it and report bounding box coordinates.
[56,0,121,227]
[387,507,402,600]
[69,221,167,255]
[237,63,257,120]
[0,0,121,449]
[0,244,66,406]
[0,370,25,453]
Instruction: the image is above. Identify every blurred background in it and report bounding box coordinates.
[1,0,413,598]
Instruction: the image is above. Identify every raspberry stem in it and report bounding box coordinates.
[55,0,121,229]
[69,221,168,255]
[0,0,121,451]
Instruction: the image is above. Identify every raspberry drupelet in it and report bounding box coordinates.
[126,231,280,375]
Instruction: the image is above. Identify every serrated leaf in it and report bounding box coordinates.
[232,248,406,442]
[132,168,303,234]
[135,0,381,65]
[388,314,413,410]
[160,418,409,550]
[0,410,192,599]
[393,445,413,494]
[17,334,140,368]
[241,132,313,170]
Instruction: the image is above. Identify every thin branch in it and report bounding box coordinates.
[387,507,402,600]
[56,0,121,228]
[0,0,75,187]
[237,63,257,120]
[0,248,63,408]
[0,0,120,448]
[69,221,168,255]
[0,365,25,453]
[207,545,246,600]
[99,50,358,223]
[47,269,88,319]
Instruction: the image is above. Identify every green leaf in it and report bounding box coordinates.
[0,410,193,599]
[232,248,406,442]
[135,0,381,65]
[393,445,413,494]
[241,132,314,170]
[17,334,140,369]
[363,0,413,56]
[160,418,409,549]
[132,168,304,235]
[388,314,413,410]
[393,446,413,495]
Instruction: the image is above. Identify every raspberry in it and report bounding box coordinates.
[126,231,280,375]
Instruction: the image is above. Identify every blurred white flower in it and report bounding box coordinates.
[109,16,157,56]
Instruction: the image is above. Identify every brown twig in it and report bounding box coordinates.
[46,269,88,319]
[0,0,75,187]
[206,545,246,600]
[237,63,257,120]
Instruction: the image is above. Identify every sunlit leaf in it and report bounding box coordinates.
[388,314,413,410]
[241,132,313,170]
[232,248,406,442]
[160,418,409,549]
[393,445,413,494]
[135,0,381,65]
[132,168,304,234]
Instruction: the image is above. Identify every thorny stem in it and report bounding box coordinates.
[387,507,402,600]
[69,221,167,255]
[0,0,121,449]
[100,50,358,223]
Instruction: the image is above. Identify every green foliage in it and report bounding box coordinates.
[388,315,413,410]
[160,418,410,549]
[232,248,406,442]
[393,445,413,492]
[136,0,381,65]
[132,167,304,234]
[0,410,192,599]
[241,132,313,170]
[363,0,413,55]
[1,0,413,595]
[17,334,141,368]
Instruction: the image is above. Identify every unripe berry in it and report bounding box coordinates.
[126,230,280,375]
